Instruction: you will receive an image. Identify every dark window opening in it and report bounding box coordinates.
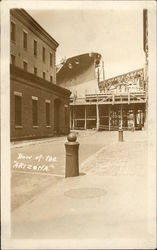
[43,72,46,80]
[23,61,28,71]
[32,99,38,126]
[23,31,27,49]
[34,67,37,76]
[34,40,37,56]
[50,75,53,82]
[15,95,22,126]
[42,47,45,62]
[50,53,53,66]
[46,102,50,126]
[11,54,16,66]
[11,22,16,42]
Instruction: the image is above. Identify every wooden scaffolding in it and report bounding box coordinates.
[70,91,146,131]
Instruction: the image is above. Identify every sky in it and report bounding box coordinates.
[28,8,145,79]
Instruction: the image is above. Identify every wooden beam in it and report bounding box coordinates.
[109,105,111,131]
[96,103,100,130]
[84,106,87,130]
[120,105,123,129]
[128,92,130,104]
[112,94,115,105]
[72,106,75,129]
[69,107,72,130]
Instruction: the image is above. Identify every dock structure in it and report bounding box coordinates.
[56,53,146,131]
[70,92,146,131]
[69,68,146,131]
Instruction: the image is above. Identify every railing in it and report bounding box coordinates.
[70,91,146,105]
[98,124,142,131]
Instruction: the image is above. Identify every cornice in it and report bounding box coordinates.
[10,9,59,51]
[10,65,71,97]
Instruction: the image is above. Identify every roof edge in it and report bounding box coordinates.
[10,65,71,97]
[10,9,59,48]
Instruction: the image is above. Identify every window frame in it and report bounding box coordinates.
[11,21,16,42]
[34,39,37,56]
[42,47,46,62]
[45,100,51,127]
[14,91,22,128]
[23,60,28,71]
[50,52,53,67]
[11,54,16,66]
[32,96,38,127]
[50,75,53,83]
[23,30,28,50]
[34,67,37,76]
[43,71,46,80]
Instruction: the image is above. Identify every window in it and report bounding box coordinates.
[11,54,16,66]
[43,72,46,80]
[42,47,45,62]
[32,97,38,126]
[50,75,53,83]
[45,101,50,126]
[34,40,37,56]
[34,67,37,76]
[23,31,27,49]
[14,93,22,126]
[11,21,16,42]
[50,53,53,66]
[23,61,28,71]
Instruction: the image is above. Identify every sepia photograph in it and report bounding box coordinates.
[1,1,156,249]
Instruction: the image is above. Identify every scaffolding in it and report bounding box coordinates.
[70,68,146,131]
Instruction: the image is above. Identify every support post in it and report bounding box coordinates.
[72,106,75,130]
[112,94,115,105]
[108,105,111,131]
[126,109,128,128]
[84,105,87,130]
[96,103,100,131]
[102,61,105,82]
[133,107,136,130]
[120,105,123,129]
[140,110,142,125]
[131,106,135,132]
[65,133,79,177]
[69,106,72,130]
[118,129,124,142]
[128,92,130,104]
[97,67,100,84]
[134,108,137,128]
[143,9,148,130]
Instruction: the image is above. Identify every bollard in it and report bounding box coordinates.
[131,126,135,132]
[65,132,79,177]
[118,128,123,142]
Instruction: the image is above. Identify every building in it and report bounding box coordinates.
[57,53,146,131]
[10,9,71,141]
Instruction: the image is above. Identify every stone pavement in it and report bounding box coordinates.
[11,130,116,211]
[80,140,147,176]
[11,130,156,249]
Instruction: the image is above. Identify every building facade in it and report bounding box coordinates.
[10,9,71,141]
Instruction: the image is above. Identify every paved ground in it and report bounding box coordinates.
[11,130,156,248]
[11,130,116,210]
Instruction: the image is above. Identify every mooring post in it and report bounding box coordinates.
[118,128,123,142]
[65,132,79,177]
